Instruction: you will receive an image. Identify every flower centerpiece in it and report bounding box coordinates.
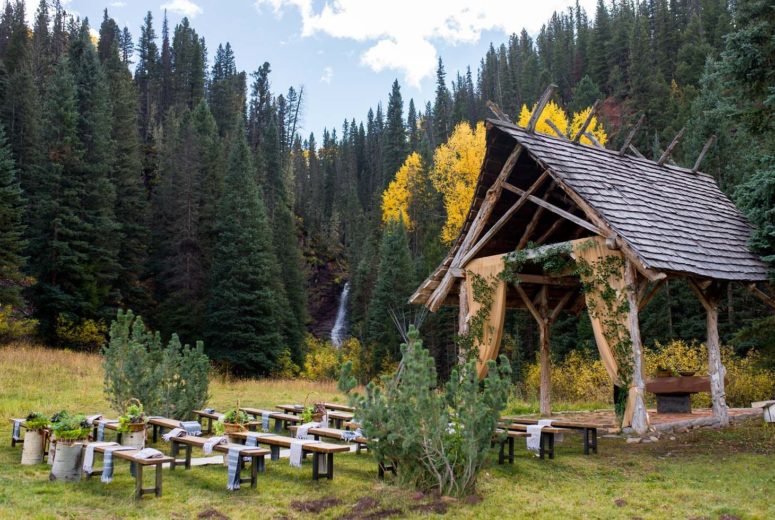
[49,412,90,481]
[20,412,49,465]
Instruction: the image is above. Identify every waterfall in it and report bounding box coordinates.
[330,282,350,347]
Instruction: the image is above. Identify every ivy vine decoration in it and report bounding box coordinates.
[456,272,498,364]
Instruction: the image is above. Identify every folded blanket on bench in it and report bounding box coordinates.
[181,421,202,436]
[85,414,103,426]
[341,428,364,442]
[226,447,244,490]
[526,420,557,454]
[134,448,164,460]
[289,439,319,468]
[295,422,320,440]
[11,418,24,441]
[97,420,119,441]
[244,432,274,447]
[204,408,215,414]
[83,442,118,474]
[261,411,270,432]
[203,436,227,455]
[101,446,136,483]
[162,428,185,442]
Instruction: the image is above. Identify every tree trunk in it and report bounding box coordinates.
[625,260,649,434]
[706,288,729,426]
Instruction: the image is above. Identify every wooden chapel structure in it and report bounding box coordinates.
[409,86,775,434]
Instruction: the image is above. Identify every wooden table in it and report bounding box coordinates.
[645,376,718,413]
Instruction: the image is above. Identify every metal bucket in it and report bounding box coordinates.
[21,430,45,465]
[49,442,83,481]
[123,429,145,448]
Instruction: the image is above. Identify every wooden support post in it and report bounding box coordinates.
[747,283,775,310]
[527,85,557,133]
[619,114,645,156]
[624,260,649,435]
[538,287,551,417]
[628,144,646,159]
[583,132,604,148]
[458,281,469,365]
[658,127,686,165]
[516,189,551,249]
[486,100,511,123]
[690,280,729,426]
[692,135,716,173]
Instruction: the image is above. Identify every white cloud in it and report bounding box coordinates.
[255,0,597,87]
[161,0,203,18]
[320,66,334,83]
[110,1,127,7]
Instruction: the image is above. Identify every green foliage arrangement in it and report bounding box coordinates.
[221,408,250,425]
[51,413,90,442]
[24,412,49,431]
[103,309,210,419]
[339,326,511,497]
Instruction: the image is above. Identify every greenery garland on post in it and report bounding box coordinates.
[500,240,635,423]
[455,272,498,364]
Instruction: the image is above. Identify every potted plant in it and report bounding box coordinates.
[118,399,147,448]
[50,412,90,482]
[218,405,250,442]
[301,392,326,423]
[20,412,49,465]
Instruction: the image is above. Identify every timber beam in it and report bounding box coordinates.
[526,85,557,133]
[692,135,717,173]
[747,282,775,311]
[572,100,601,143]
[658,127,686,165]
[619,114,645,156]
[544,118,568,140]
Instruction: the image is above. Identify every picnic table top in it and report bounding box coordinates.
[504,423,569,434]
[193,410,223,419]
[147,417,181,429]
[645,375,714,394]
[94,419,121,430]
[321,402,355,413]
[239,407,302,423]
[752,400,775,408]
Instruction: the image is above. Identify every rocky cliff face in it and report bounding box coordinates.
[305,250,348,339]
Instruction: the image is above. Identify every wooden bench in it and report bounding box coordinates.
[84,445,174,498]
[193,409,222,434]
[275,405,354,428]
[287,425,369,452]
[494,430,530,464]
[167,435,269,489]
[229,431,351,480]
[148,417,184,443]
[240,407,302,432]
[502,417,599,455]
[92,419,123,443]
[501,423,570,459]
[321,402,355,413]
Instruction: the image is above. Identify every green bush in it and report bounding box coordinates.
[103,310,210,419]
[339,326,511,497]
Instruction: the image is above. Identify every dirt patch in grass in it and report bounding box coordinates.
[291,496,342,513]
[356,508,405,520]
[352,496,380,513]
[411,501,448,514]
[197,509,230,520]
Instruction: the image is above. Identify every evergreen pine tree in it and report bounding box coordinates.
[366,218,415,373]
[382,79,406,187]
[205,125,285,374]
[0,123,26,307]
[432,58,452,143]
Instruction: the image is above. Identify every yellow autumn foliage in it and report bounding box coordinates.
[381,152,423,228]
[518,102,607,147]
[430,122,486,243]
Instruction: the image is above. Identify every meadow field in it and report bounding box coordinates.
[1,344,774,519]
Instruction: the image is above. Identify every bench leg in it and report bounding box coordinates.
[155,463,162,497]
[207,417,213,434]
[327,453,334,480]
[498,438,506,464]
[257,454,265,473]
[185,445,192,470]
[135,463,143,499]
[378,462,385,479]
[548,433,555,459]
[270,445,280,461]
[508,436,515,464]
[117,432,123,444]
[251,455,258,488]
[171,441,179,470]
[152,424,158,443]
[312,452,319,481]
[273,420,282,433]
[583,428,590,455]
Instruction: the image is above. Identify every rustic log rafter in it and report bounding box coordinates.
[583,132,604,148]
[692,135,717,173]
[658,127,686,165]
[629,144,646,159]
[526,85,557,133]
[501,181,604,236]
[638,278,667,311]
[544,118,568,140]
[459,172,551,268]
[572,100,601,143]
[619,114,645,156]
[486,100,512,123]
[746,283,775,311]
[425,145,523,311]
[517,187,553,249]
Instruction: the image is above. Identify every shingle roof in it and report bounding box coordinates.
[412,119,768,307]
[490,119,767,281]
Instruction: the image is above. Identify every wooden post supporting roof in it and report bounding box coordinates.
[624,260,650,434]
[692,135,717,173]
[572,100,600,143]
[619,114,644,156]
[658,127,686,165]
[690,279,730,426]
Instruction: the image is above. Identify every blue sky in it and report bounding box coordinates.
[56,0,597,138]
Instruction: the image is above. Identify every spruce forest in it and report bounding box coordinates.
[1,0,774,382]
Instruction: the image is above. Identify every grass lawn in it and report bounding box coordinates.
[1,344,774,519]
